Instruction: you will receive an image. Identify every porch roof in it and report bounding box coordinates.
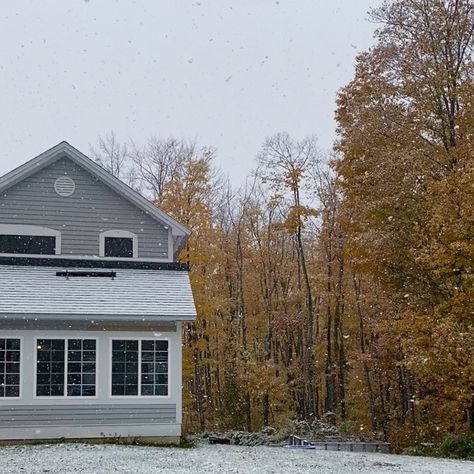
[0,265,196,322]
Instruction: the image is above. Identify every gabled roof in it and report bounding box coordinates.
[0,141,191,239]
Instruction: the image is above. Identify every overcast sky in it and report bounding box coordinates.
[0,0,382,183]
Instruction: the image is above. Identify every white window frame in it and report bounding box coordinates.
[0,224,61,255]
[34,337,99,400]
[0,336,22,399]
[99,230,138,258]
[109,337,170,399]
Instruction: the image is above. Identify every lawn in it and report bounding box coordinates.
[1,442,474,473]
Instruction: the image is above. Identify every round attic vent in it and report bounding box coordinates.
[54,176,76,197]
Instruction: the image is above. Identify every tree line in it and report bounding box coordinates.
[92,0,474,449]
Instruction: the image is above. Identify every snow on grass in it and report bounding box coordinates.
[1,442,473,474]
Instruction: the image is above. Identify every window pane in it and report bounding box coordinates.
[82,385,96,397]
[67,339,96,397]
[50,385,63,396]
[154,385,168,396]
[112,340,139,396]
[141,340,168,397]
[104,237,133,258]
[67,385,81,397]
[36,339,64,397]
[112,385,125,396]
[125,385,138,396]
[83,339,96,351]
[0,235,56,255]
[5,386,19,397]
[141,385,153,396]
[0,339,21,398]
[6,339,20,350]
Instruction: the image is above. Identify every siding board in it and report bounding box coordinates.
[0,157,169,258]
[0,404,177,428]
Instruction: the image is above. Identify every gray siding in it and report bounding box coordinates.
[0,404,176,428]
[0,156,169,258]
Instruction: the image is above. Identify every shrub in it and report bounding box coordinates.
[404,434,474,460]
[437,434,474,460]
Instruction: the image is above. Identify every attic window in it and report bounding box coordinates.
[54,176,76,197]
[0,235,56,255]
[105,237,133,258]
[99,230,138,258]
[0,225,61,255]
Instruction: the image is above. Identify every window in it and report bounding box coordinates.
[99,230,138,258]
[0,235,56,255]
[105,237,133,258]
[111,340,138,395]
[112,339,168,397]
[36,339,96,397]
[0,338,20,398]
[141,340,168,396]
[67,339,97,396]
[0,224,61,255]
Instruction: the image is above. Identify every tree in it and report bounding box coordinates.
[130,138,195,200]
[90,132,131,182]
[257,132,319,419]
[335,0,474,442]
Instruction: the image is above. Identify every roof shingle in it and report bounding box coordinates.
[0,265,196,321]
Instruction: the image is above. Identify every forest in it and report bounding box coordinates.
[91,0,474,450]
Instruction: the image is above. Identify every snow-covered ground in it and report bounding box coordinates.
[1,442,473,474]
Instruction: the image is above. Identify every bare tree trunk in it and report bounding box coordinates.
[325,251,336,414]
[294,187,317,420]
[353,274,377,432]
[468,397,474,432]
[334,253,346,420]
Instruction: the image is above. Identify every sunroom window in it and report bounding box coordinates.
[36,339,96,397]
[0,338,20,398]
[111,339,168,397]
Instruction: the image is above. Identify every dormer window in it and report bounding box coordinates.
[99,230,138,259]
[0,225,61,255]
[105,237,133,258]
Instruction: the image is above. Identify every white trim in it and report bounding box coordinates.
[109,337,170,400]
[175,322,182,424]
[99,230,138,258]
[0,224,61,255]
[167,227,173,261]
[33,336,99,400]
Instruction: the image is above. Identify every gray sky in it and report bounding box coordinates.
[0,0,382,183]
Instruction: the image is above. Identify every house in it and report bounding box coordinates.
[0,141,196,442]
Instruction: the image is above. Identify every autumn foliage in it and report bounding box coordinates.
[92,0,474,450]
